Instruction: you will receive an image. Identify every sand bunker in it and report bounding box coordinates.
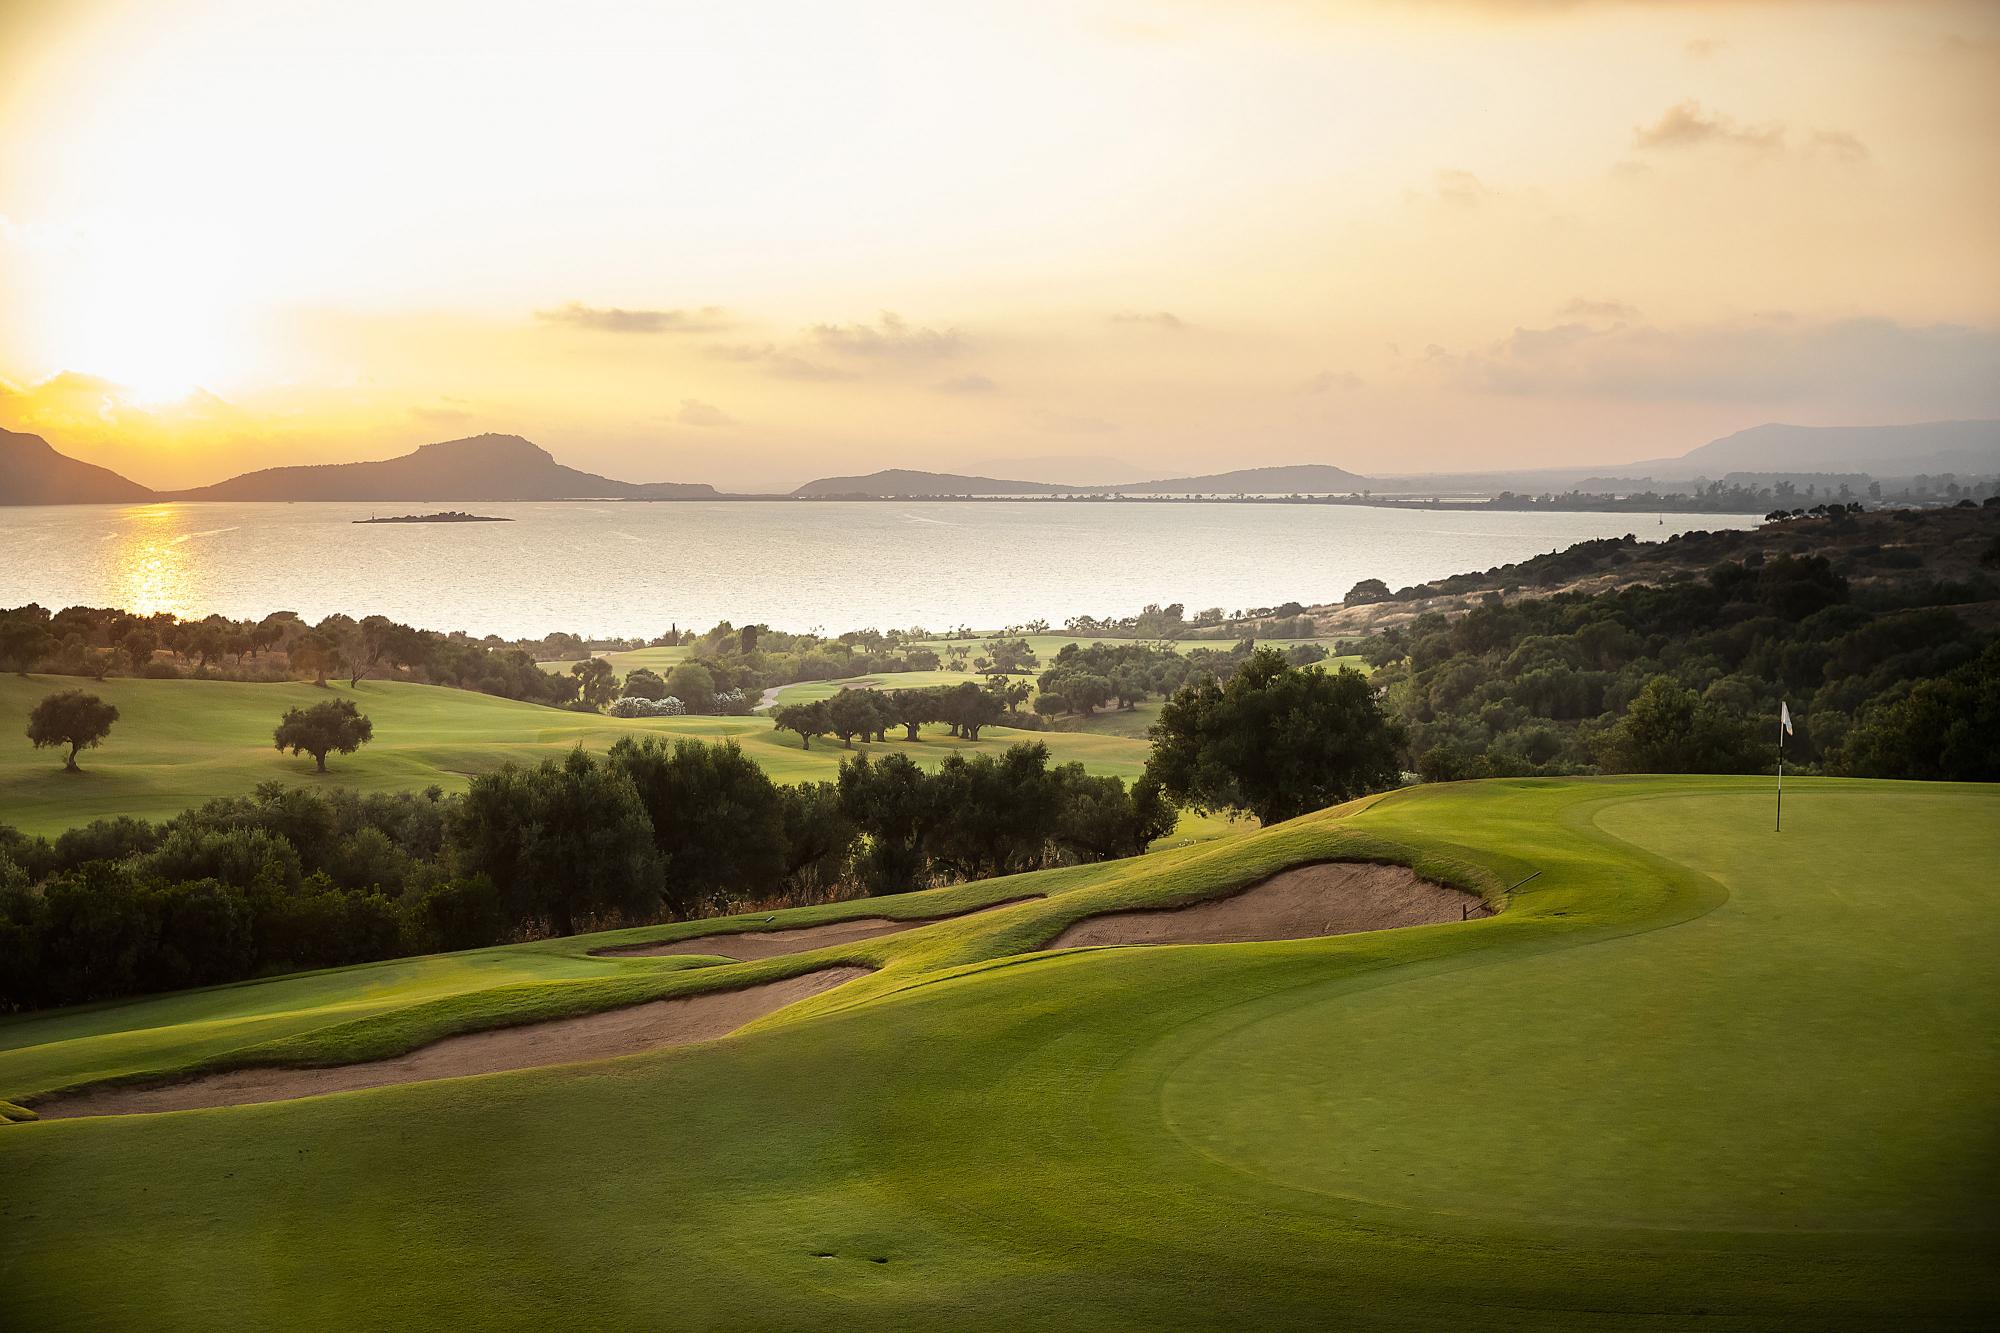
[32,967,869,1119]
[1050,862,1489,950]
[595,897,1036,962]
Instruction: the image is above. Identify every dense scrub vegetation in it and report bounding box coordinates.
[1367,547,2000,782]
[0,739,1175,1010]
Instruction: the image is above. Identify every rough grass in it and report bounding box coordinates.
[0,673,1154,834]
[2,776,1994,1330]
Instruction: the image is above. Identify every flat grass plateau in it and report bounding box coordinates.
[0,673,1155,836]
[2,775,1993,1330]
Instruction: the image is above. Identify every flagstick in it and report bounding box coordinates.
[1775,745,1783,833]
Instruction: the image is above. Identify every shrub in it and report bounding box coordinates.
[607,695,686,717]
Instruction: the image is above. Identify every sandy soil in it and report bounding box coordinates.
[595,898,1036,961]
[32,967,870,1119]
[1050,862,1488,950]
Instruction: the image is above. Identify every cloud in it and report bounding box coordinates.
[1407,169,1493,211]
[409,404,475,426]
[707,310,963,380]
[1301,370,1363,394]
[1632,101,1867,163]
[1558,297,1641,321]
[534,302,732,334]
[1032,408,1118,434]
[704,342,857,381]
[1426,315,2000,409]
[1633,100,1784,154]
[1808,129,1869,164]
[1109,310,1186,330]
[1684,37,1725,60]
[675,398,734,427]
[807,311,962,360]
[935,373,999,394]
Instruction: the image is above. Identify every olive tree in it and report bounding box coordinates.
[274,699,374,772]
[28,690,119,771]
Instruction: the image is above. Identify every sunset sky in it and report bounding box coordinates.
[1,0,1995,491]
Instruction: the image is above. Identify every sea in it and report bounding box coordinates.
[0,501,1760,639]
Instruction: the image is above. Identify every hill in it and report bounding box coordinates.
[4,776,1992,1326]
[0,428,155,505]
[791,462,1378,497]
[791,468,1067,497]
[1111,462,1374,493]
[167,433,717,502]
[1607,419,2000,481]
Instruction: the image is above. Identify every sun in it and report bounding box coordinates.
[27,214,250,405]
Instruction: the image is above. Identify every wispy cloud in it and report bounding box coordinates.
[534,302,733,334]
[1301,370,1362,394]
[935,373,999,394]
[1632,100,1866,163]
[1558,297,1641,321]
[1406,168,1494,211]
[705,343,856,381]
[1634,100,1784,154]
[807,311,963,360]
[1109,310,1186,331]
[675,398,735,427]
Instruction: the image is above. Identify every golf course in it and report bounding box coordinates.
[0,673,1154,836]
[3,775,1992,1329]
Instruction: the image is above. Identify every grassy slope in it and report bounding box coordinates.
[913,632,1362,661]
[2,776,1994,1329]
[534,644,693,676]
[768,668,990,704]
[0,674,1152,834]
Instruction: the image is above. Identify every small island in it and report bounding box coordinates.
[353,511,513,524]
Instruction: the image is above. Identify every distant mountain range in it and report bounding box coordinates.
[0,432,718,505]
[4,419,1995,506]
[791,462,1377,498]
[791,469,1069,498]
[1615,420,2000,480]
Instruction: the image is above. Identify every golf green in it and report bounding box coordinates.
[1,776,1993,1329]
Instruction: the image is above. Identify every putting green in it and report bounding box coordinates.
[1,776,1993,1330]
[0,673,1153,835]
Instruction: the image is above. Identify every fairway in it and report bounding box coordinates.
[2,776,1993,1329]
[0,673,1153,835]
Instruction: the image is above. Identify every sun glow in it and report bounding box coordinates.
[28,215,253,404]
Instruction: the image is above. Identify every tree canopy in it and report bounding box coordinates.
[27,690,119,771]
[273,699,374,772]
[1146,649,1404,824]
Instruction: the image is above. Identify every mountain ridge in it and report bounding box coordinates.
[165,434,719,502]
[0,428,155,504]
[5,419,1994,506]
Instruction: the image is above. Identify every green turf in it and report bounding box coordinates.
[2,776,1993,1329]
[0,673,1154,835]
[534,644,693,676]
[768,668,996,705]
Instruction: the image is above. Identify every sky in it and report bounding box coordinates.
[0,0,1995,491]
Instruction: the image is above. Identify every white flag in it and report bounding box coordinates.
[1780,701,1793,737]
